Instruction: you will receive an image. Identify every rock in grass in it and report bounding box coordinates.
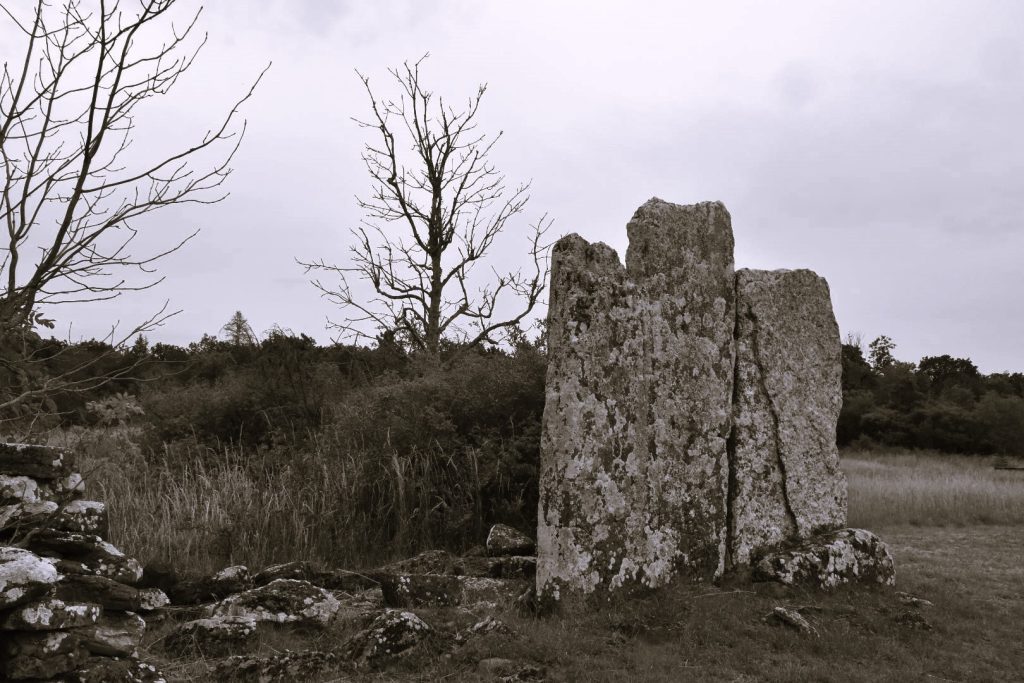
[71,657,167,683]
[164,614,258,657]
[478,657,546,680]
[342,610,433,668]
[0,443,75,480]
[213,650,343,682]
[209,578,339,626]
[74,610,145,657]
[486,525,535,557]
[25,529,143,584]
[1,597,101,630]
[0,546,59,609]
[729,269,847,567]
[754,528,895,589]
[378,573,527,609]
[169,564,251,604]
[0,500,109,537]
[766,606,818,636]
[0,630,86,680]
[251,560,378,592]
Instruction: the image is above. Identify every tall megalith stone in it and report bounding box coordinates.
[728,269,847,567]
[537,199,736,605]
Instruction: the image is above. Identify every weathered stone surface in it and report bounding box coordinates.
[377,549,456,576]
[487,524,535,557]
[754,528,895,589]
[538,199,736,603]
[1,630,86,680]
[343,609,433,668]
[0,475,43,504]
[74,610,145,656]
[213,650,344,682]
[0,546,59,609]
[169,564,251,604]
[252,560,377,592]
[55,574,146,611]
[209,578,340,626]
[164,614,258,657]
[26,529,143,584]
[728,269,847,567]
[379,573,528,609]
[0,499,108,537]
[0,443,74,480]
[765,606,818,636]
[137,587,170,611]
[1,597,101,630]
[71,657,167,683]
[487,555,537,580]
[478,657,546,681]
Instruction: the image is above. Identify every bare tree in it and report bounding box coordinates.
[301,56,550,357]
[0,0,264,420]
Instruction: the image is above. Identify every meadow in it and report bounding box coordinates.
[49,432,1024,681]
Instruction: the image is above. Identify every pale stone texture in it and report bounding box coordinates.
[537,199,736,604]
[728,269,847,567]
[754,528,895,589]
[209,578,340,626]
[0,546,60,609]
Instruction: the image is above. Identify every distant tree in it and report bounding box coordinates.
[868,335,897,371]
[918,355,981,397]
[0,0,264,422]
[301,56,550,358]
[221,311,257,347]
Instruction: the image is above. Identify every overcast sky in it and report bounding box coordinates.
[4,1,1023,372]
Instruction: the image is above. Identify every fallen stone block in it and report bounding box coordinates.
[55,574,147,611]
[765,606,818,636]
[209,578,340,626]
[0,546,60,609]
[0,630,86,680]
[164,614,258,657]
[754,528,895,589]
[25,529,143,584]
[251,560,377,592]
[0,500,109,537]
[342,609,433,668]
[378,573,527,608]
[1,597,101,630]
[486,524,535,557]
[74,610,145,657]
[169,564,251,604]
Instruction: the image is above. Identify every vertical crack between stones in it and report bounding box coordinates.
[724,289,740,574]
[748,308,799,538]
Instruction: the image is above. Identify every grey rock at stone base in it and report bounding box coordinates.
[728,268,847,567]
[342,609,433,668]
[208,578,340,626]
[0,546,59,609]
[1,597,101,630]
[168,564,251,604]
[486,524,535,557]
[754,528,896,589]
[74,610,145,657]
[164,614,258,657]
[378,573,528,609]
[538,198,736,605]
[0,630,87,680]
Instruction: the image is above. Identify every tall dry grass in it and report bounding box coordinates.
[46,426,482,576]
[843,448,1024,527]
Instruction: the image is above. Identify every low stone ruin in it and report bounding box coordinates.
[537,198,894,606]
[1,443,168,681]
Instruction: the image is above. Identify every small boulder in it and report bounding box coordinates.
[343,609,433,668]
[209,578,339,626]
[26,529,143,584]
[754,528,895,589]
[0,546,59,609]
[378,549,456,575]
[71,657,167,683]
[1,597,101,630]
[75,610,146,656]
[169,564,251,604]
[55,574,147,611]
[765,606,818,636]
[1,630,86,680]
[212,650,343,682]
[164,615,258,657]
[138,587,170,611]
[486,524,535,557]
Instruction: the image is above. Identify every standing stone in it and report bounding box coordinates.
[728,269,847,567]
[537,199,736,605]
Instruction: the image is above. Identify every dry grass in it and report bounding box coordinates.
[843,449,1024,527]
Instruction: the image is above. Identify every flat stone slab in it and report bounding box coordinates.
[538,199,737,604]
[0,443,75,480]
[754,528,896,589]
[74,610,145,657]
[1,597,101,630]
[486,524,535,557]
[1,630,86,680]
[378,573,527,608]
[1,546,60,609]
[24,529,143,584]
[0,499,108,537]
[209,578,340,626]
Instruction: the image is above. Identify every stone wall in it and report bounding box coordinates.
[537,198,851,606]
